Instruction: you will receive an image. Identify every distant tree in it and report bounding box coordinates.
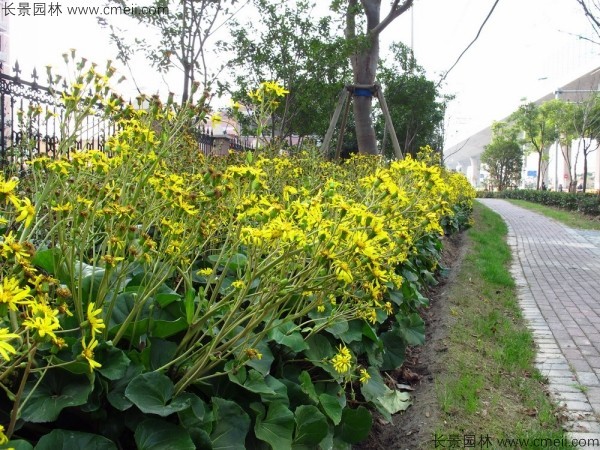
[481,121,523,191]
[376,43,447,159]
[225,0,350,143]
[101,0,247,102]
[545,99,578,192]
[338,0,414,156]
[573,93,600,192]
[509,102,558,190]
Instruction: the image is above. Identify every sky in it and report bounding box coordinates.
[5,0,599,148]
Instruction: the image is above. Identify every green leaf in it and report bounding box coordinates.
[336,407,372,444]
[325,320,348,339]
[245,339,274,375]
[396,313,425,346]
[318,394,343,425]
[21,370,92,423]
[125,372,191,417]
[2,440,33,450]
[336,320,364,343]
[359,368,388,404]
[268,321,308,352]
[155,292,181,308]
[387,288,405,307]
[294,405,328,445]
[361,322,379,343]
[253,402,294,449]
[98,346,130,381]
[210,397,250,450]
[298,371,318,404]
[228,366,276,395]
[108,293,187,341]
[178,394,207,429]
[379,329,406,371]
[376,389,411,415]
[227,253,248,270]
[31,248,69,283]
[35,429,116,450]
[303,334,335,373]
[107,362,143,411]
[260,375,290,405]
[183,288,195,325]
[134,418,195,450]
[147,338,177,371]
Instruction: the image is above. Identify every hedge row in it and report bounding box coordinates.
[477,189,600,217]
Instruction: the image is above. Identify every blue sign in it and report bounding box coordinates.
[526,170,537,177]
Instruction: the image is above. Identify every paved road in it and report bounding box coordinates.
[478,199,600,442]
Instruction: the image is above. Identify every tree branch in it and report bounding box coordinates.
[370,0,414,36]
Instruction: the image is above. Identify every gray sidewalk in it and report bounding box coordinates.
[479,199,600,443]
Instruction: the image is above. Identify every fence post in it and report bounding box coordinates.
[212,135,231,156]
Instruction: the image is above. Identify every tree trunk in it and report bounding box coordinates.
[583,156,588,193]
[350,27,380,154]
[536,150,542,189]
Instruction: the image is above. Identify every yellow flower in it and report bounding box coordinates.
[383,301,394,315]
[333,260,353,285]
[359,368,371,384]
[245,348,262,360]
[23,302,60,340]
[51,202,73,213]
[101,254,124,267]
[197,268,213,277]
[15,197,36,229]
[331,345,352,374]
[0,175,20,206]
[0,424,8,445]
[0,327,20,361]
[231,280,246,290]
[0,277,32,311]
[87,302,105,337]
[211,112,222,125]
[81,336,102,372]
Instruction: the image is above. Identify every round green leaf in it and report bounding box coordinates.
[210,397,250,450]
[98,346,130,381]
[125,372,191,416]
[336,406,372,444]
[2,440,33,450]
[379,329,407,371]
[318,393,343,425]
[21,371,92,423]
[294,405,328,445]
[134,418,195,450]
[35,429,116,450]
[253,402,294,449]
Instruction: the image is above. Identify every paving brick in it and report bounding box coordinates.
[479,200,600,435]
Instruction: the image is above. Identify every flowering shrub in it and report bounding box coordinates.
[0,61,474,449]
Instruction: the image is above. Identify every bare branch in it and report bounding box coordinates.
[370,0,414,36]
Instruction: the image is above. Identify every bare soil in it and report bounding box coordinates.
[355,232,469,450]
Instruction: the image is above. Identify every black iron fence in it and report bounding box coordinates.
[0,63,254,175]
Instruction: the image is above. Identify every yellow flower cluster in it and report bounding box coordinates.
[248,80,289,103]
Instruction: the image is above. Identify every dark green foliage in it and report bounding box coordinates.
[477,189,600,216]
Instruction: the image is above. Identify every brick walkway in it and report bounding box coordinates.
[479,199,600,443]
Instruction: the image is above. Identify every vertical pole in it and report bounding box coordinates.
[320,88,350,157]
[334,91,352,160]
[376,84,403,160]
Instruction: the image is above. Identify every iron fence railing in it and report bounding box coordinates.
[0,62,254,175]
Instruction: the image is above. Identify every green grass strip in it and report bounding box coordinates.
[508,199,600,230]
[428,202,567,449]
